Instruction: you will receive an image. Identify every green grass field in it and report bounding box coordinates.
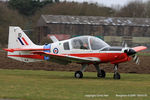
[0,69,149,100]
[138,52,150,56]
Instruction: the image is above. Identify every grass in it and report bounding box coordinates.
[0,69,149,100]
[138,52,150,56]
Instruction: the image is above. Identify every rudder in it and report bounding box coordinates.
[8,26,35,49]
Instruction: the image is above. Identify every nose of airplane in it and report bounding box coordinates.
[124,48,136,56]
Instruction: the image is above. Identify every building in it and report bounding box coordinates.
[37,15,150,48]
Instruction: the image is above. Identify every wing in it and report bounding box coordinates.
[3,48,49,52]
[32,51,100,64]
[132,46,147,52]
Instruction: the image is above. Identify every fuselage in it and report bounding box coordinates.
[42,36,131,64]
[7,35,131,64]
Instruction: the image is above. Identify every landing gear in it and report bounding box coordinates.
[74,64,87,78]
[75,71,83,78]
[94,64,106,78]
[113,72,120,79]
[113,64,121,79]
[97,70,106,78]
[74,63,121,79]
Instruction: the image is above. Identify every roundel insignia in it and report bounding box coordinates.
[53,48,59,54]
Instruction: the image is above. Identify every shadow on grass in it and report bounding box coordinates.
[30,73,145,81]
[25,74,116,80]
[4,70,129,80]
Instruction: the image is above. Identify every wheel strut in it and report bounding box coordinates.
[94,64,106,78]
[74,64,88,78]
[113,64,120,79]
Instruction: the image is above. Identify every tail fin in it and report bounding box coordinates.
[6,26,43,62]
[8,26,35,49]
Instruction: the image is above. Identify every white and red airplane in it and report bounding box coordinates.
[4,26,147,79]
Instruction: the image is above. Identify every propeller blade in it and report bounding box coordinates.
[122,41,128,47]
[133,55,137,61]
[125,43,128,48]
[132,55,140,65]
[135,57,140,65]
[122,41,125,47]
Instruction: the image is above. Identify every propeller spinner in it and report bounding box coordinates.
[122,42,140,65]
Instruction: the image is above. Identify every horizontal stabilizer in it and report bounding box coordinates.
[3,48,49,52]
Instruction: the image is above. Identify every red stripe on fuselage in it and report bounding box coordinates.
[8,55,44,60]
[22,37,29,45]
[68,53,129,63]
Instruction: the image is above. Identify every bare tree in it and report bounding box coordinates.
[115,1,146,18]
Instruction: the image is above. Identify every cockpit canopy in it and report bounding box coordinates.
[71,36,110,50]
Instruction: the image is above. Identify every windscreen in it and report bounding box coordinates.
[90,37,110,50]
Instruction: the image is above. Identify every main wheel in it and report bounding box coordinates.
[97,70,106,78]
[74,71,83,78]
[113,72,120,79]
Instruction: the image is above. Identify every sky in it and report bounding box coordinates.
[60,0,149,7]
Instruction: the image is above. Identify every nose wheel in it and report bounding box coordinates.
[113,64,121,79]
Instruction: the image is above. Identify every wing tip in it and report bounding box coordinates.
[132,46,147,52]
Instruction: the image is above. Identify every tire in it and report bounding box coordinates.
[113,72,120,79]
[97,70,106,78]
[74,71,83,78]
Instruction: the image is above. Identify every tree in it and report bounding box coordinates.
[8,0,54,16]
[115,1,146,18]
[0,2,26,46]
[55,0,59,3]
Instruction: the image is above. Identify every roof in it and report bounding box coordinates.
[38,15,150,27]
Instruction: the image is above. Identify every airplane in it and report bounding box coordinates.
[3,26,147,79]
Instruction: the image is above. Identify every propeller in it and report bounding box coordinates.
[122,41,140,65]
[132,55,140,65]
[122,40,128,48]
